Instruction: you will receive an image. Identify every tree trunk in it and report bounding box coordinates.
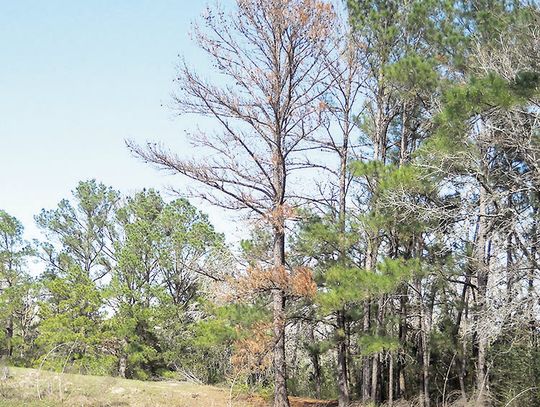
[422,288,435,407]
[362,301,371,402]
[455,277,470,401]
[388,353,394,406]
[273,228,290,407]
[370,296,384,403]
[118,354,127,379]
[399,104,410,166]
[398,285,408,399]
[459,289,470,401]
[362,238,378,403]
[337,310,350,407]
[529,198,538,342]
[414,274,430,407]
[5,318,13,358]
[474,174,490,406]
[371,352,379,402]
[398,366,406,400]
[117,338,128,378]
[307,325,322,399]
[422,336,430,407]
[337,121,350,407]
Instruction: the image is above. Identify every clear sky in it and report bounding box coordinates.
[0,0,241,244]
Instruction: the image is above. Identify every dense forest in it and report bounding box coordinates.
[2,0,540,406]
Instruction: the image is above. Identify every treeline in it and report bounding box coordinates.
[0,184,232,380]
[2,0,540,406]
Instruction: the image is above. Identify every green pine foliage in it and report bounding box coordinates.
[0,210,36,364]
[318,258,420,313]
[36,265,113,374]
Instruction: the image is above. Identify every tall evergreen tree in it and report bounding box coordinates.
[0,210,34,361]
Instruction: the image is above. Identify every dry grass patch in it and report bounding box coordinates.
[0,367,255,407]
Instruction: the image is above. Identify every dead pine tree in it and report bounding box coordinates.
[128,1,335,406]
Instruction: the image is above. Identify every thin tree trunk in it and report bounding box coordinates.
[506,232,514,305]
[363,223,380,403]
[118,357,127,379]
[399,104,410,166]
[371,296,384,403]
[474,172,489,406]
[395,106,411,402]
[529,198,538,341]
[416,277,430,407]
[118,338,128,378]
[362,301,371,402]
[398,285,407,399]
[337,115,350,407]
[460,289,470,401]
[371,352,379,402]
[388,352,394,406]
[422,286,436,407]
[455,277,470,401]
[307,325,322,399]
[4,276,14,358]
[5,318,13,358]
[399,368,406,401]
[422,327,430,407]
[360,66,387,404]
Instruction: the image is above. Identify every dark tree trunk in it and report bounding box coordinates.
[361,302,371,402]
[273,229,290,407]
[5,319,13,358]
[371,297,384,403]
[337,310,350,406]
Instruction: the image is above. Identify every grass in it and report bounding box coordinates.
[0,366,257,407]
[1,367,482,407]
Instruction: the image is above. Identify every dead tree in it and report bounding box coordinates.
[128,1,335,405]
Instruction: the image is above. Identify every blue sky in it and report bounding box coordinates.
[0,1,240,242]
